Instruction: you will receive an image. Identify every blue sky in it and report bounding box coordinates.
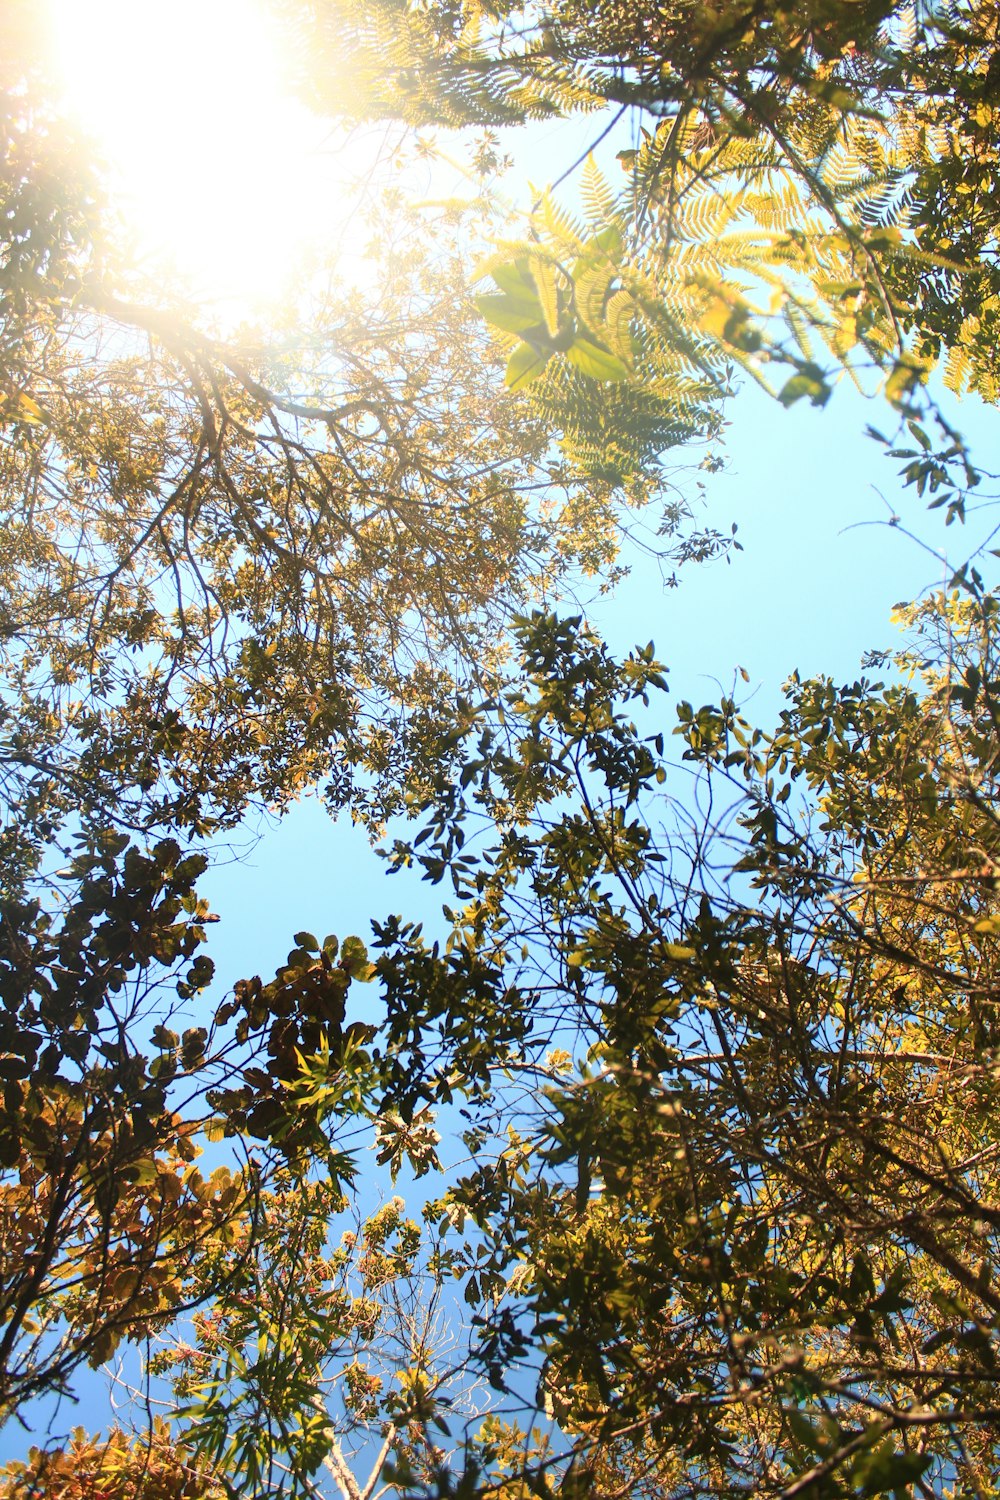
[186,103,1000,1020]
[12,295,997,1468]
[195,370,997,1001]
[10,52,1000,1458]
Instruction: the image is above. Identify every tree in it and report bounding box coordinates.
[306,0,999,472]
[0,811,452,1432]
[6,2,1000,1497]
[4,0,731,893]
[22,580,1000,1499]
[3,0,995,892]
[151,1183,482,1500]
[1,0,597,1442]
[375,587,1000,1498]
[0,6,706,1429]
[0,831,251,1421]
[0,1419,223,1500]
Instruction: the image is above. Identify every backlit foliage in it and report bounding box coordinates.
[4,2,1000,1498]
[312,0,1000,426]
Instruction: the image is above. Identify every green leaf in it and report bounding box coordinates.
[785,1407,843,1456]
[530,257,561,338]
[16,392,44,424]
[491,260,543,303]
[851,1437,931,1498]
[589,225,624,259]
[123,1157,158,1185]
[565,337,631,382]
[778,372,831,407]
[341,934,376,981]
[476,293,545,335]
[506,342,550,388]
[885,359,925,408]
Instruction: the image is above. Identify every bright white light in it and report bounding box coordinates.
[47,0,363,309]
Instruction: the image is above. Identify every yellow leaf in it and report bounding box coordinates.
[530,257,561,338]
[16,392,43,424]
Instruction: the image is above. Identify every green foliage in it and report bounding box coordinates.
[209,934,378,1163]
[275,0,598,128]
[338,0,1000,466]
[473,204,730,482]
[157,1181,465,1500]
[1,35,689,868]
[6,6,1000,1500]
[0,833,250,1421]
[381,593,1000,1498]
[0,1420,223,1500]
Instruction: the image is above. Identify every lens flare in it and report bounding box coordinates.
[46,0,364,308]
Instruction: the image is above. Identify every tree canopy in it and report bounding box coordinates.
[3,3,1000,1499]
[292,0,998,502]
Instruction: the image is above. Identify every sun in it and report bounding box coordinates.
[45,0,372,310]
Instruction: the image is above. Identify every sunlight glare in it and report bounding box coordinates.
[47,0,366,308]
